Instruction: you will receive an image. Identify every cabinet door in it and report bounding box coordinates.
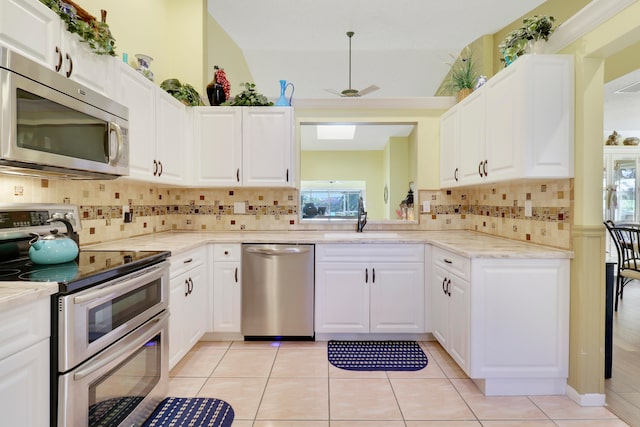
[315,262,369,333]
[169,271,190,369]
[440,107,460,188]
[242,107,294,187]
[484,67,520,182]
[0,0,59,69]
[431,265,450,347]
[115,62,157,180]
[458,92,486,185]
[370,262,425,333]
[185,264,207,348]
[212,261,241,332]
[447,273,470,373]
[0,339,49,427]
[193,107,242,186]
[155,90,187,185]
[59,30,113,96]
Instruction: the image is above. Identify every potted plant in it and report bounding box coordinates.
[443,47,479,102]
[499,15,557,66]
[224,82,273,106]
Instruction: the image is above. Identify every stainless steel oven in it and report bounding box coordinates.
[55,260,170,427]
[58,261,168,372]
[59,310,169,427]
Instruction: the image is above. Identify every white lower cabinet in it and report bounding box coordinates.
[211,243,242,333]
[430,246,570,396]
[315,244,425,334]
[0,297,50,427]
[169,247,208,369]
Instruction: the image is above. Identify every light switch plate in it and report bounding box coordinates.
[524,200,533,217]
[234,202,246,214]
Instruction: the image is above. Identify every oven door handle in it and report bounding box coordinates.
[73,263,166,304]
[73,311,168,381]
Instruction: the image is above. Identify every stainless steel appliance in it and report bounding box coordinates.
[0,204,169,427]
[0,47,129,179]
[241,244,314,339]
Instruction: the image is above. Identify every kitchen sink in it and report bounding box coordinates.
[323,232,400,239]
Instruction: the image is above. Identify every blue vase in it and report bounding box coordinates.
[275,80,294,106]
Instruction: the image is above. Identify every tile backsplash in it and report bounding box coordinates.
[0,175,572,250]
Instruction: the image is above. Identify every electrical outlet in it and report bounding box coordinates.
[234,202,246,214]
[524,200,533,217]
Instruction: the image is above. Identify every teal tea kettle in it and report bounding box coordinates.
[275,80,295,106]
[28,218,79,265]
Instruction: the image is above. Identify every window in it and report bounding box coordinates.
[300,181,364,220]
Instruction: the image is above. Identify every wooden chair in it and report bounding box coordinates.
[604,220,640,310]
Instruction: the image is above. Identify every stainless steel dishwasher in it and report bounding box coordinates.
[241,244,315,339]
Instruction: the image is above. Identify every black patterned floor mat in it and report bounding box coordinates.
[142,397,234,427]
[328,340,428,371]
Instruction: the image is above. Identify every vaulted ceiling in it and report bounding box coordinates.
[207,0,548,99]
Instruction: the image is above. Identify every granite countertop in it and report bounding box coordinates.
[83,230,573,259]
[0,281,58,311]
[1,230,571,308]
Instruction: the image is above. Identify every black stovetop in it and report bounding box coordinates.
[0,250,170,294]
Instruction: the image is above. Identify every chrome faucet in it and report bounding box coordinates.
[356,196,367,232]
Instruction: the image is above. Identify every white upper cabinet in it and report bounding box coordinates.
[193,107,295,188]
[115,61,187,185]
[0,0,114,95]
[440,54,574,188]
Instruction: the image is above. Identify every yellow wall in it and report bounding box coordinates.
[205,13,254,98]
[300,150,385,219]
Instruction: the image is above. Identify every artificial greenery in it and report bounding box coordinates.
[442,47,479,95]
[39,0,116,56]
[499,15,556,66]
[160,79,204,106]
[224,82,273,106]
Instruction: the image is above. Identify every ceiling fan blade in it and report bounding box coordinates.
[325,88,344,96]
[358,85,380,96]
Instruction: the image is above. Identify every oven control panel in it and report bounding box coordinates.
[0,204,80,234]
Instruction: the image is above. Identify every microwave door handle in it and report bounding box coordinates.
[73,311,168,381]
[108,121,124,164]
[73,264,164,304]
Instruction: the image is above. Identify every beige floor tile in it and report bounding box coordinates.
[386,350,447,379]
[197,376,267,420]
[229,421,253,427]
[332,422,405,427]
[330,378,402,420]
[406,422,482,427]
[166,377,206,397]
[428,349,469,379]
[554,420,631,426]
[278,340,327,349]
[253,421,329,427]
[271,348,328,377]
[211,349,277,377]
[231,340,282,349]
[530,395,621,420]
[480,421,557,427]
[169,344,227,377]
[390,378,475,420]
[451,379,547,420]
[256,377,328,420]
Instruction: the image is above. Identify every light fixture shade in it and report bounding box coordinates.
[317,125,356,140]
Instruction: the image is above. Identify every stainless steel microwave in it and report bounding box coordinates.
[0,47,129,179]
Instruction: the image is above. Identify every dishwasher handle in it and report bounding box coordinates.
[245,246,312,256]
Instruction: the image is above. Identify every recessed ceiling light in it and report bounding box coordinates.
[317,125,356,140]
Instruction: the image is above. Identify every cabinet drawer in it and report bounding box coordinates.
[213,243,241,262]
[316,244,424,263]
[432,247,470,280]
[170,247,205,277]
[0,298,49,361]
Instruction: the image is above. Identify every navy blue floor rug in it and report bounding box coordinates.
[142,397,234,427]
[328,340,428,371]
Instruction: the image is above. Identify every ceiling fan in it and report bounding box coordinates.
[326,31,379,97]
